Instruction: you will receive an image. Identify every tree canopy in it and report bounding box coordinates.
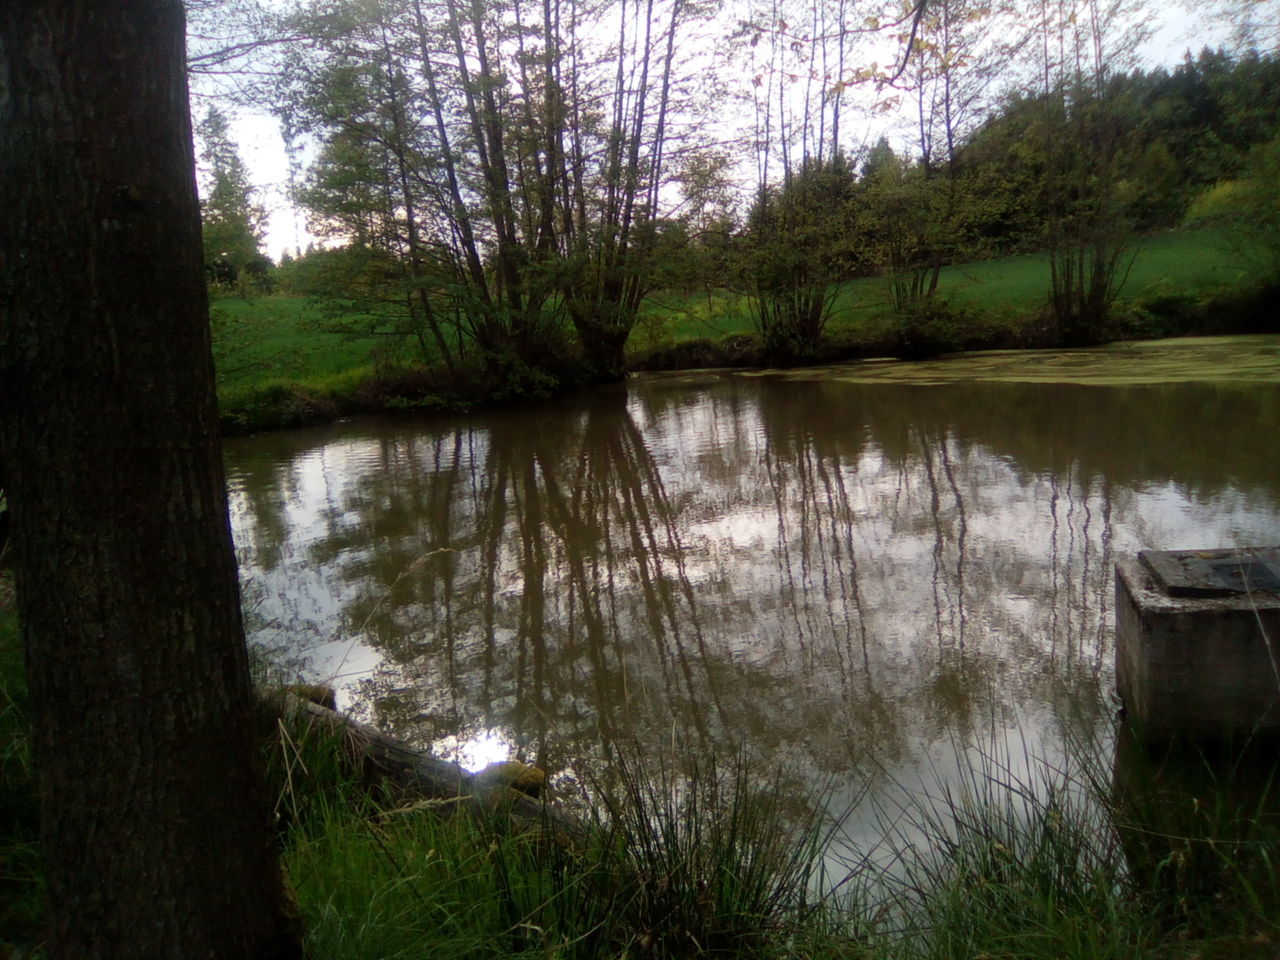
[200,0,1280,367]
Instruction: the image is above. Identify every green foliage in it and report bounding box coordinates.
[1187,136,1280,278]
[956,49,1280,252]
[197,107,269,292]
[743,156,861,362]
[218,376,353,434]
[888,297,997,360]
[858,144,973,316]
[1124,278,1280,339]
[1033,76,1144,346]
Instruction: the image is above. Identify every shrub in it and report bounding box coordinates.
[891,297,993,360]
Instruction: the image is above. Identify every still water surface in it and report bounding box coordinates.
[224,337,1280,829]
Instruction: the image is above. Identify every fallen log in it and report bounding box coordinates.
[279,694,590,844]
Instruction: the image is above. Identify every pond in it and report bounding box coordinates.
[224,335,1280,844]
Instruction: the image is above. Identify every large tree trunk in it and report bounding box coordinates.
[0,3,304,957]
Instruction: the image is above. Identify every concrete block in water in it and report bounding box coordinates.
[1115,548,1280,743]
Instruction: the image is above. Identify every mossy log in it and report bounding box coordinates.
[281,695,589,843]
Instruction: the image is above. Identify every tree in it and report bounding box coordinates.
[738,0,865,358]
[1198,0,1280,55]
[0,3,304,957]
[198,105,270,287]
[1187,134,1280,277]
[278,0,708,382]
[860,143,947,311]
[881,0,1025,309]
[743,155,859,360]
[1031,0,1147,344]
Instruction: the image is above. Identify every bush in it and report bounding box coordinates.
[891,297,995,360]
[1186,137,1280,280]
[1123,285,1204,338]
[219,381,344,435]
[1122,279,1280,340]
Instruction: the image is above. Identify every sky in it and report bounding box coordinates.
[226,112,307,261]
[212,3,1231,264]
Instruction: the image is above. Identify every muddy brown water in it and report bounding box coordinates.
[224,336,1280,848]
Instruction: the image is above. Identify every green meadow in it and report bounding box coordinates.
[211,228,1270,430]
[636,228,1255,345]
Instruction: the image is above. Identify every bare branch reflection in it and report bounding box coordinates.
[223,374,1280,802]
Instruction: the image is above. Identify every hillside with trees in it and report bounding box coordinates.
[193,0,1280,417]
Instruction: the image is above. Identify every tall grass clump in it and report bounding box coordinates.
[878,737,1152,960]
[863,726,1280,960]
[265,707,868,959]
[586,751,868,958]
[1108,732,1280,948]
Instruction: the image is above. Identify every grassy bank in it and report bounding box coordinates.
[630,228,1269,365]
[212,229,1277,433]
[211,291,595,434]
[4,598,1280,958]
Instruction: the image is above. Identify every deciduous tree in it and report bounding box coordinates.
[1032,0,1147,343]
[0,2,304,956]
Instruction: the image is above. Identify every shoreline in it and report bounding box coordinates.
[219,323,1280,437]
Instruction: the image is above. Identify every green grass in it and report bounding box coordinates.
[210,229,1271,425]
[269,713,864,960]
[268,710,1280,959]
[211,294,382,388]
[210,295,386,433]
[929,228,1249,317]
[628,228,1265,363]
[206,231,1276,418]
[211,231,1261,385]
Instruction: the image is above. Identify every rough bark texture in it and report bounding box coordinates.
[0,3,304,957]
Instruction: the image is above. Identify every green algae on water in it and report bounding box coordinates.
[739,335,1280,387]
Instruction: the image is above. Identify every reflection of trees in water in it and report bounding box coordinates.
[223,375,1280,791]
[741,377,1121,755]
[332,390,745,771]
[226,434,366,662]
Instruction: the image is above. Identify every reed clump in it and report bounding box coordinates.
[266,710,866,959]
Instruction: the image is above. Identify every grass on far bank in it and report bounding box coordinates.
[632,228,1257,349]
[4,595,1280,959]
[211,295,381,389]
[211,228,1273,432]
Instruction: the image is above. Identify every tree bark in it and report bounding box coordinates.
[0,3,304,957]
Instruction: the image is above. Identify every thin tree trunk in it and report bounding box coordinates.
[411,0,491,303]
